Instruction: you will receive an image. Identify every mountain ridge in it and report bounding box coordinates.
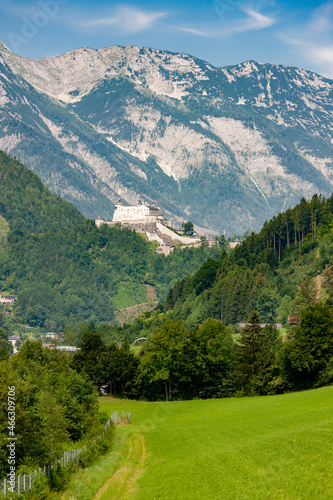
[0,42,333,234]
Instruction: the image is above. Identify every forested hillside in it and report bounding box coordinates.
[69,194,333,401]
[0,151,220,333]
[63,193,333,348]
[0,151,84,232]
[161,194,333,328]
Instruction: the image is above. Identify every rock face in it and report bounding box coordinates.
[0,41,333,234]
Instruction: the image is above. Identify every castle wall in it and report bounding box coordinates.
[112,204,150,222]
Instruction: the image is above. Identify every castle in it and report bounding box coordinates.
[95,200,163,232]
[95,200,205,254]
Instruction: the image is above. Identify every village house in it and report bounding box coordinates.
[0,294,15,305]
[45,332,57,340]
[8,335,21,354]
[8,335,21,346]
[238,323,283,329]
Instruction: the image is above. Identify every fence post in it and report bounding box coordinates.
[29,473,31,490]
[4,477,6,497]
[17,475,20,495]
[23,474,26,491]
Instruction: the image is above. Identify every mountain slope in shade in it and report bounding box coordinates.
[0,41,333,234]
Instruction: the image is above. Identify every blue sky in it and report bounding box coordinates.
[1,0,333,78]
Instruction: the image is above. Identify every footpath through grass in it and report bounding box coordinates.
[53,426,131,500]
[58,387,333,500]
[99,387,333,500]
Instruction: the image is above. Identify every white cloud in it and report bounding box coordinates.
[238,6,276,32]
[81,6,166,34]
[280,3,333,78]
[177,6,277,38]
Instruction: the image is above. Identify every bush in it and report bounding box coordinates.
[79,425,114,469]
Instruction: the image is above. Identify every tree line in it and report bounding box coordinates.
[0,341,103,479]
[69,291,333,401]
[160,193,333,328]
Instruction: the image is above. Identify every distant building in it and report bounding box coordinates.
[174,227,185,234]
[238,323,283,329]
[8,335,21,346]
[56,346,81,352]
[207,235,218,247]
[42,343,55,349]
[96,200,163,232]
[45,332,57,339]
[8,335,21,354]
[287,316,300,325]
[155,245,174,256]
[42,344,80,352]
[113,200,162,222]
[229,238,241,249]
[0,295,15,305]
[95,216,106,228]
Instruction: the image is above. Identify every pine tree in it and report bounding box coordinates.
[235,311,274,395]
[291,277,317,315]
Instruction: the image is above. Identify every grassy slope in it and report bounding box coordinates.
[0,216,9,246]
[91,388,333,500]
[54,427,131,500]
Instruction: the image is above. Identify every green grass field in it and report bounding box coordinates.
[58,387,333,500]
[130,345,143,356]
[111,283,148,310]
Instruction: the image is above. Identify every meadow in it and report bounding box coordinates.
[57,386,333,500]
[0,216,9,247]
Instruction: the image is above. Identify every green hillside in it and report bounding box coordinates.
[0,150,84,232]
[161,194,333,328]
[0,151,221,333]
[59,387,333,500]
[0,216,8,247]
[92,194,333,399]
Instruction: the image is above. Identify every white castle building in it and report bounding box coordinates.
[112,200,162,224]
[95,200,163,231]
[95,200,201,253]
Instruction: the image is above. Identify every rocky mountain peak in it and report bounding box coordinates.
[0,43,333,234]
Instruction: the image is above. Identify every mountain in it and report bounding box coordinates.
[1,42,333,234]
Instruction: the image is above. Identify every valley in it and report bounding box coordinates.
[0,26,333,499]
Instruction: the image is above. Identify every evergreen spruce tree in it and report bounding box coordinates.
[235,311,274,395]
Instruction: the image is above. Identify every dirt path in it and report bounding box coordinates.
[94,432,146,500]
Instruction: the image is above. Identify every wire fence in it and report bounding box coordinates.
[1,411,130,497]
